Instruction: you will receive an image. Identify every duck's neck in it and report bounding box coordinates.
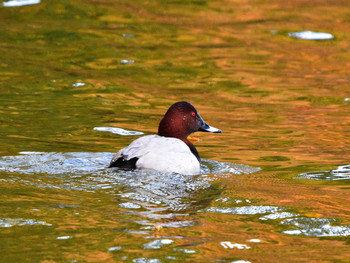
[158,113,200,162]
[184,139,201,162]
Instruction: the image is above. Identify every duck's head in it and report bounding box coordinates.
[158,101,222,140]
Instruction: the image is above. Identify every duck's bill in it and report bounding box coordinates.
[199,122,222,133]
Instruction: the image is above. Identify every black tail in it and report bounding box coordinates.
[109,157,138,169]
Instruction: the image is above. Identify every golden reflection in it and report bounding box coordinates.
[0,0,350,262]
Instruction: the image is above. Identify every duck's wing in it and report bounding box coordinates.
[109,135,200,175]
[109,135,156,169]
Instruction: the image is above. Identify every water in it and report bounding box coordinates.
[1,0,350,262]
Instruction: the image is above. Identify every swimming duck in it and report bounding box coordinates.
[109,101,222,175]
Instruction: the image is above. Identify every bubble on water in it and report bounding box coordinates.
[0,218,52,227]
[121,59,135,64]
[0,152,111,176]
[297,164,350,180]
[132,258,161,263]
[133,219,195,228]
[201,159,261,176]
[119,202,141,209]
[283,229,302,235]
[260,212,299,221]
[143,239,174,249]
[93,127,144,136]
[125,229,150,235]
[287,31,334,40]
[108,246,122,251]
[122,34,135,38]
[220,241,251,249]
[19,151,47,155]
[158,220,196,228]
[205,205,284,215]
[281,217,350,237]
[174,248,197,254]
[2,0,40,7]
[72,82,85,87]
[56,236,72,240]
[215,197,231,203]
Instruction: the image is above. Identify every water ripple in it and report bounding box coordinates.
[205,204,350,237]
[297,165,350,181]
[281,217,350,237]
[0,152,259,213]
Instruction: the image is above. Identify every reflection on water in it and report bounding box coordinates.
[0,151,349,260]
[0,150,260,235]
[3,149,345,241]
[0,152,262,261]
[13,151,350,241]
[1,0,350,261]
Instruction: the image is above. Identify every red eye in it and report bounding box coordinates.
[191,112,196,117]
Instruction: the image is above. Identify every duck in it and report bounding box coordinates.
[109,101,222,175]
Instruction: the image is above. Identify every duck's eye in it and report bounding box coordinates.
[191,112,196,117]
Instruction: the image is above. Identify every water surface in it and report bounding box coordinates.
[0,0,349,262]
